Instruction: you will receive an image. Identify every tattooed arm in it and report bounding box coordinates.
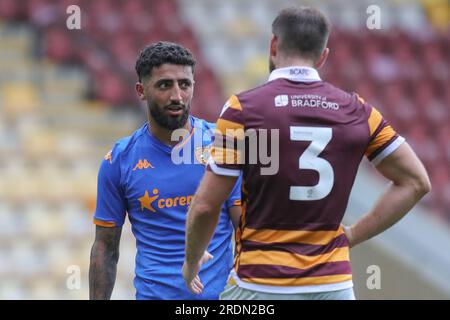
[89,225,122,300]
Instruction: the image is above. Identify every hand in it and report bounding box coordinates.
[182,251,213,294]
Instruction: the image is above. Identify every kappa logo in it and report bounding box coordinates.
[274,95,289,107]
[133,159,155,171]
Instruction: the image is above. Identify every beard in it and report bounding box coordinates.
[148,100,190,131]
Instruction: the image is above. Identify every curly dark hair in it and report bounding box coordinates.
[135,41,196,82]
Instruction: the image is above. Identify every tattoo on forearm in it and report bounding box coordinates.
[89,226,122,300]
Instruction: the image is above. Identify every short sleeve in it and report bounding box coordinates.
[93,149,127,227]
[361,97,405,166]
[207,95,245,177]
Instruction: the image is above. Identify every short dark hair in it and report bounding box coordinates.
[135,41,196,82]
[272,7,330,62]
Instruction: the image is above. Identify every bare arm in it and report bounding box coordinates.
[89,225,122,299]
[183,171,238,293]
[229,205,242,230]
[346,142,431,248]
[185,171,238,265]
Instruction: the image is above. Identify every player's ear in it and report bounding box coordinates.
[135,82,146,101]
[315,48,329,69]
[270,34,278,58]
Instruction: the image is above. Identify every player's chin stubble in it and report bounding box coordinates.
[148,101,190,131]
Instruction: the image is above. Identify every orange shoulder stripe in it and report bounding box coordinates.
[93,218,116,227]
[368,107,383,136]
[365,125,396,157]
[228,95,242,111]
[216,119,245,138]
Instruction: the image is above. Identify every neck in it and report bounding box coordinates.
[148,116,192,146]
[275,55,315,69]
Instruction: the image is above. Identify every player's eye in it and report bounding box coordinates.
[179,80,192,89]
[157,80,172,89]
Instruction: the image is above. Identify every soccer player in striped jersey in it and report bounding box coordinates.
[89,42,241,300]
[183,7,430,299]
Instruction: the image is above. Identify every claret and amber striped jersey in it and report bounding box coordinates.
[207,66,405,294]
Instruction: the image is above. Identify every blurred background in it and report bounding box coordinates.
[0,0,449,299]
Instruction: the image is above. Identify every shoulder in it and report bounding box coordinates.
[320,81,372,115]
[321,81,357,102]
[190,116,216,149]
[107,123,148,163]
[233,80,356,105]
[192,116,216,132]
[233,81,275,105]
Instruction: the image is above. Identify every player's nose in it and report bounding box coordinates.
[169,83,183,103]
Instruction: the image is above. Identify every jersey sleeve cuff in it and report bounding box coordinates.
[207,158,242,177]
[93,218,117,227]
[371,136,405,166]
[232,199,242,206]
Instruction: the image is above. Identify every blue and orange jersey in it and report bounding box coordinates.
[94,116,241,299]
[208,66,405,293]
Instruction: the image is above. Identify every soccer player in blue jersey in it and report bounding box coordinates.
[89,42,241,300]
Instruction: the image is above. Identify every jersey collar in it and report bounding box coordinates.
[145,116,195,152]
[268,66,321,83]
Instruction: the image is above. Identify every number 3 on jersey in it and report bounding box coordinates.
[289,126,334,201]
